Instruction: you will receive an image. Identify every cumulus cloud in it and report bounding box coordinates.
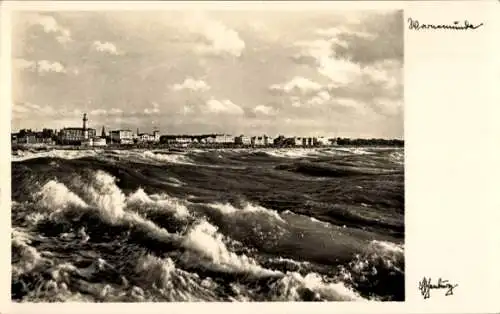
[270,76,323,94]
[294,25,401,92]
[317,56,361,87]
[144,102,161,115]
[184,14,245,57]
[90,108,124,116]
[181,105,194,115]
[14,58,36,71]
[206,98,244,115]
[13,102,55,116]
[93,41,120,55]
[336,97,364,109]
[372,97,402,116]
[24,13,72,44]
[307,90,332,106]
[172,78,211,92]
[13,59,66,74]
[15,59,67,74]
[253,105,277,116]
[315,27,375,40]
[37,60,66,73]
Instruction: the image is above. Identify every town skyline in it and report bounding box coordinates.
[12,10,403,139]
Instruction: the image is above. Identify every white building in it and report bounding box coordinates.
[235,135,251,145]
[316,136,330,146]
[252,136,266,146]
[175,137,192,144]
[110,130,133,144]
[214,134,234,144]
[264,135,274,146]
[294,137,304,146]
[137,130,160,143]
[138,133,154,142]
[81,137,107,147]
[93,137,107,147]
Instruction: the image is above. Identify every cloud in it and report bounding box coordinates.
[206,98,244,115]
[336,97,364,109]
[37,60,66,73]
[290,97,302,108]
[25,13,72,44]
[14,58,36,71]
[295,39,338,59]
[315,26,375,40]
[144,102,160,115]
[93,41,120,55]
[372,97,402,116]
[270,76,323,94]
[307,90,331,106]
[317,56,361,87]
[184,14,245,57]
[90,108,124,116]
[14,58,66,74]
[172,78,211,92]
[253,105,277,116]
[181,105,194,115]
[13,102,55,116]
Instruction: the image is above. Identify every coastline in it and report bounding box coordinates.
[11,143,404,154]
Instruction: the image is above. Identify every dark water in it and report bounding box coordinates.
[11,147,404,302]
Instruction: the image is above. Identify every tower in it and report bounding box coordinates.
[101,125,106,138]
[82,113,89,140]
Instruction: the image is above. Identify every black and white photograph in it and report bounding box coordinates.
[10,8,404,302]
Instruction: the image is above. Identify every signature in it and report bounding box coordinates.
[418,277,458,299]
[408,18,484,31]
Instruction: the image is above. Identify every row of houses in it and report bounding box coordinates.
[12,127,161,147]
[12,114,335,147]
[158,134,335,147]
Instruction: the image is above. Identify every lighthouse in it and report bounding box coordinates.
[83,113,89,140]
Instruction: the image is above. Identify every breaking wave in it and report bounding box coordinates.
[12,147,404,302]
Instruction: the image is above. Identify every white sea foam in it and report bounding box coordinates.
[33,171,178,244]
[389,151,404,164]
[264,149,318,159]
[12,149,100,162]
[181,220,280,277]
[127,188,190,218]
[85,170,126,224]
[142,151,195,165]
[334,147,375,155]
[12,228,52,276]
[271,271,363,301]
[209,202,285,222]
[369,240,404,255]
[134,254,219,301]
[36,180,88,211]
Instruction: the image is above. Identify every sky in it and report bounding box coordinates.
[11,10,403,139]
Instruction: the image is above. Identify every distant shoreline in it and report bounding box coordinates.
[11,143,404,153]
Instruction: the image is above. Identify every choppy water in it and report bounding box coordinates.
[11,147,404,302]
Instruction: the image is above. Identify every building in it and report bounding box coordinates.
[14,133,55,145]
[92,137,107,147]
[294,137,304,146]
[234,135,251,145]
[110,129,133,144]
[264,135,274,146]
[214,134,234,144]
[136,129,160,143]
[60,128,96,145]
[59,113,96,145]
[138,133,154,142]
[252,136,266,146]
[316,136,330,146]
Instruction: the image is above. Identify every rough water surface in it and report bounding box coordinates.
[11,147,404,302]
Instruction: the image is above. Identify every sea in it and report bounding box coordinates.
[11,146,404,302]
